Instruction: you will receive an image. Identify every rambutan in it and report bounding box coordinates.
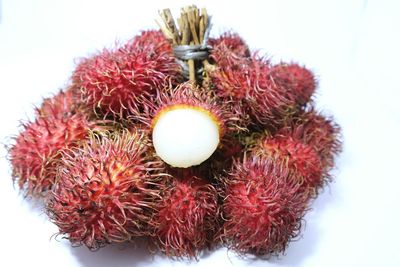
[152,169,219,258]
[9,114,95,196]
[36,87,83,119]
[209,32,250,63]
[46,130,165,250]
[220,156,308,255]
[125,30,173,55]
[210,55,298,128]
[72,30,181,118]
[244,58,299,127]
[270,63,317,106]
[253,136,324,191]
[278,109,342,170]
[209,46,252,100]
[136,82,242,168]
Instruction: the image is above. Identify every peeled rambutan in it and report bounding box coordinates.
[72,30,181,118]
[152,169,219,258]
[46,130,165,250]
[9,114,95,196]
[278,108,342,170]
[253,136,324,191]
[136,82,243,168]
[220,156,309,255]
[270,63,317,106]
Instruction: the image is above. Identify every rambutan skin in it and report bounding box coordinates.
[135,82,244,136]
[270,63,317,106]
[253,136,324,192]
[9,114,94,196]
[278,109,342,171]
[220,156,309,255]
[125,30,173,55]
[152,170,219,259]
[46,131,165,250]
[210,53,300,128]
[209,32,250,62]
[36,87,82,119]
[72,30,181,118]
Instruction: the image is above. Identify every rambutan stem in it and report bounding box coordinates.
[157,5,211,85]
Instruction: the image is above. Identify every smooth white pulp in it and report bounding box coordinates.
[152,107,220,168]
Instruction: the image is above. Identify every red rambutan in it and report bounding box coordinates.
[278,109,342,171]
[72,30,181,118]
[270,63,317,106]
[210,55,298,128]
[220,156,308,255]
[9,114,95,196]
[46,130,165,250]
[125,30,173,55]
[209,32,250,63]
[253,136,324,191]
[36,87,83,119]
[152,169,219,258]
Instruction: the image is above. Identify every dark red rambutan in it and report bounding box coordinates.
[278,109,342,171]
[152,169,219,258]
[220,156,309,255]
[46,130,165,250]
[253,136,324,191]
[9,114,94,196]
[72,30,181,118]
[270,63,317,106]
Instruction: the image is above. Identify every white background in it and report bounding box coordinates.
[1,0,400,266]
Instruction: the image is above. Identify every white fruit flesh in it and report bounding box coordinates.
[152,106,220,168]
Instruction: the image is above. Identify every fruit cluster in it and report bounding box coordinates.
[9,28,341,259]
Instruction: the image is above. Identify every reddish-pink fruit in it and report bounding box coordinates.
[209,32,250,63]
[270,63,317,106]
[36,87,83,119]
[278,109,342,170]
[253,136,324,191]
[221,156,308,255]
[46,131,164,250]
[72,30,181,118]
[211,55,298,127]
[244,58,299,126]
[9,114,94,196]
[153,169,219,258]
[209,46,253,100]
[125,30,173,55]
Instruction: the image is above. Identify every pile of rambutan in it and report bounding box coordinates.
[8,6,341,260]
